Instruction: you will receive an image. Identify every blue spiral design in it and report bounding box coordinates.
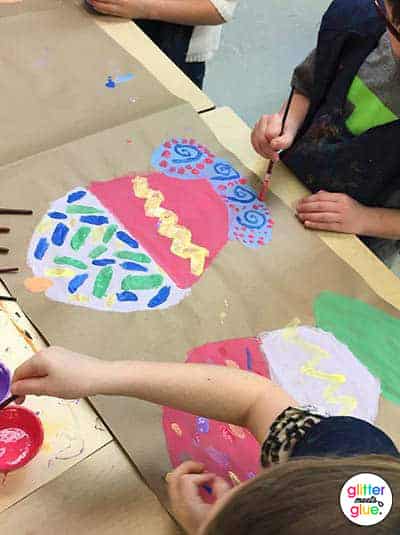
[211,161,240,181]
[236,210,267,230]
[171,144,203,164]
[225,185,257,204]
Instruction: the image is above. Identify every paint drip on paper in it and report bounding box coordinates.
[26,139,274,312]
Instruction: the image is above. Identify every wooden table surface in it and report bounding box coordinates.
[1,12,400,535]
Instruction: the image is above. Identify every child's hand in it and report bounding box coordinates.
[11,347,106,402]
[296,191,369,235]
[251,112,296,162]
[87,0,148,18]
[166,461,232,534]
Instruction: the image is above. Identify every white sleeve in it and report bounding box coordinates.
[208,0,238,22]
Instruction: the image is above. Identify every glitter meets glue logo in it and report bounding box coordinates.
[340,473,393,526]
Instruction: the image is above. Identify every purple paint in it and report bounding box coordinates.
[0,363,11,403]
[196,417,210,434]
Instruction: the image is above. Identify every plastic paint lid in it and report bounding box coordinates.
[0,406,44,473]
[0,363,11,404]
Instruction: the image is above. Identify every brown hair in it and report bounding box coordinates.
[389,0,400,25]
[205,456,400,534]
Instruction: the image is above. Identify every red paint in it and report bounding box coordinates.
[163,337,269,503]
[164,142,172,148]
[159,160,168,168]
[178,167,185,175]
[205,158,214,164]
[90,173,229,288]
[0,406,43,473]
[239,178,247,184]
[161,150,171,158]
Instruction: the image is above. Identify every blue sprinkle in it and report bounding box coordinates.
[68,274,89,294]
[120,261,148,272]
[34,238,49,260]
[92,259,116,266]
[48,211,67,220]
[67,190,87,203]
[117,291,138,302]
[80,215,109,225]
[114,73,134,84]
[116,231,138,249]
[147,286,171,308]
[203,485,213,495]
[52,223,69,246]
[246,348,252,370]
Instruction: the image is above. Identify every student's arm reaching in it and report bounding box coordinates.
[11,347,295,443]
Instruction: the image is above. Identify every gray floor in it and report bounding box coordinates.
[205,0,332,126]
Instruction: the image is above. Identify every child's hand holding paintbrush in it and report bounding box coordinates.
[251,89,310,200]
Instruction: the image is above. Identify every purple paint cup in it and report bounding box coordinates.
[0,363,11,404]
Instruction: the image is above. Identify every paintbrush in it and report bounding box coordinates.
[0,268,19,274]
[0,395,17,411]
[0,247,9,254]
[0,209,33,216]
[259,87,295,201]
[0,228,10,234]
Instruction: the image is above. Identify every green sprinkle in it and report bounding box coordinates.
[71,226,91,251]
[114,251,151,263]
[122,274,163,291]
[93,266,113,299]
[54,256,88,270]
[66,205,104,214]
[89,245,108,259]
[103,224,118,244]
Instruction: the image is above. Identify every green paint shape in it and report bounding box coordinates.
[54,256,88,270]
[71,226,91,251]
[114,251,151,263]
[93,266,113,299]
[122,274,163,291]
[347,76,398,136]
[314,291,400,405]
[66,205,104,214]
[103,224,118,244]
[89,245,108,259]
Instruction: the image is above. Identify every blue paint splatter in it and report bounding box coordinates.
[105,76,115,88]
[114,73,134,84]
[67,190,87,203]
[196,417,210,434]
[116,231,138,249]
[34,238,49,260]
[52,223,69,246]
[246,348,252,370]
[68,273,89,294]
[147,286,171,308]
[48,211,67,220]
[92,259,116,267]
[80,215,109,226]
[120,261,148,272]
[117,291,138,302]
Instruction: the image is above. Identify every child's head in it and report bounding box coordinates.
[201,456,400,534]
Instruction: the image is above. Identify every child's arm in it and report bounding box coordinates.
[296,191,400,239]
[251,91,310,162]
[88,0,227,25]
[11,347,295,443]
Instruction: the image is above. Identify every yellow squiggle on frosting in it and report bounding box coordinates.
[282,324,357,415]
[133,176,209,276]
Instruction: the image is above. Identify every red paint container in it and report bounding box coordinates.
[0,406,44,473]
